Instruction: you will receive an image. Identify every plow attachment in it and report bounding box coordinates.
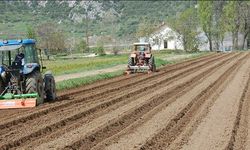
[125,65,151,75]
[0,93,38,109]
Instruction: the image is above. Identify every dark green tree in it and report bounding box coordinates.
[198,1,213,51]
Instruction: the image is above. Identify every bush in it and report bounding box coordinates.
[96,46,106,56]
[75,40,87,53]
[95,41,106,56]
[112,46,120,55]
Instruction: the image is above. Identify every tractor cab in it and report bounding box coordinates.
[133,42,151,52]
[0,39,41,75]
[0,39,56,109]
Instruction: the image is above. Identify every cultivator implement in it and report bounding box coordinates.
[125,65,150,74]
[0,93,38,109]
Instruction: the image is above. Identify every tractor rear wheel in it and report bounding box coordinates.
[26,71,44,105]
[149,56,156,72]
[128,57,134,66]
[44,74,56,101]
[0,79,4,94]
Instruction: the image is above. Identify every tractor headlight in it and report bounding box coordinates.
[0,67,6,80]
[1,72,6,80]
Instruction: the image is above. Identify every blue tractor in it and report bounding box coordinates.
[0,39,56,109]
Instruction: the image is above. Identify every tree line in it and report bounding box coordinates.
[171,1,249,51]
[26,1,249,54]
[136,1,249,52]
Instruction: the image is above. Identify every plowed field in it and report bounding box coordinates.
[1,52,250,150]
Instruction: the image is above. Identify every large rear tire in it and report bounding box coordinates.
[25,71,44,105]
[149,56,156,72]
[128,57,134,66]
[0,79,4,95]
[44,74,56,101]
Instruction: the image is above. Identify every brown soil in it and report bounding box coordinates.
[1,52,250,150]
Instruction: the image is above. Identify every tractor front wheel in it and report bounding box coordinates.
[149,56,156,72]
[26,71,44,105]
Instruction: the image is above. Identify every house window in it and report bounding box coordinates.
[164,40,168,49]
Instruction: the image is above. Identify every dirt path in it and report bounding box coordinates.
[55,64,126,82]
[2,52,250,150]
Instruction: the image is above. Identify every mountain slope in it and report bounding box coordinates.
[0,1,195,39]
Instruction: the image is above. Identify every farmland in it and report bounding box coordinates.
[1,52,250,150]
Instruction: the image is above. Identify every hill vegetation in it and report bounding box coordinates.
[0,1,195,39]
[0,1,249,53]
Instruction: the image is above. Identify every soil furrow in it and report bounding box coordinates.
[19,54,235,149]
[178,53,250,150]
[0,53,227,129]
[0,53,232,149]
[30,53,241,149]
[224,57,250,150]
[137,53,249,150]
[0,53,217,121]
[91,53,247,150]
[166,62,243,150]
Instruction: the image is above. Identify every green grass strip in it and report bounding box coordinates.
[56,52,211,91]
[56,70,124,90]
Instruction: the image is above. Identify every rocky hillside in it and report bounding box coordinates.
[0,1,196,39]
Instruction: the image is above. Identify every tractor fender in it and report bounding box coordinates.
[23,63,40,75]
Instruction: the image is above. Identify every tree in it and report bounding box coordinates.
[212,1,227,50]
[26,25,37,40]
[222,1,241,50]
[48,31,66,54]
[198,1,213,51]
[238,1,250,50]
[169,8,200,52]
[83,1,92,53]
[76,40,87,53]
[136,17,156,41]
[95,40,105,56]
[36,22,66,55]
[102,9,119,51]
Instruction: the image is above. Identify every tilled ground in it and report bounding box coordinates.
[1,52,250,150]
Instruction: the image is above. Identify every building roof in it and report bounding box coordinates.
[133,42,150,45]
[0,39,36,47]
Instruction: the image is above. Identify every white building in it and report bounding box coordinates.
[148,23,249,51]
[148,24,184,50]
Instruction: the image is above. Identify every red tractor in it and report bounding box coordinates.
[125,42,156,74]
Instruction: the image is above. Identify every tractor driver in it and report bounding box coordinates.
[13,52,25,67]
